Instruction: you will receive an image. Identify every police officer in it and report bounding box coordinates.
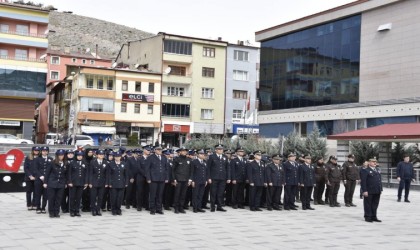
[82,149,95,212]
[230,147,247,209]
[265,154,284,211]
[283,152,299,210]
[207,144,231,212]
[125,149,141,209]
[163,149,175,211]
[313,157,326,205]
[299,154,316,210]
[68,151,88,217]
[89,149,107,216]
[191,149,209,213]
[396,154,415,202]
[137,146,151,211]
[107,152,129,215]
[101,150,114,212]
[325,155,342,207]
[24,146,39,210]
[44,149,67,218]
[33,146,53,214]
[61,150,74,213]
[342,154,360,207]
[361,157,382,222]
[172,147,192,214]
[145,146,170,215]
[247,150,266,211]
[224,149,233,207]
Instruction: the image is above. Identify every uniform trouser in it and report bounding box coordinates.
[364,193,380,219]
[301,186,314,208]
[325,185,331,202]
[249,185,263,209]
[201,184,211,208]
[174,181,188,210]
[149,181,165,212]
[90,187,104,212]
[125,180,136,206]
[314,178,326,202]
[184,186,192,207]
[232,182,245,206]
[224,183,232,206]
[69,186,83,213]
[266,185,282,208]
[296,186,301,200]
[261,187,267,206]
[163,183,174,208]
[111,188,124,212]
[34,179,47,209]
[344,180,357,204]
[328,182,340,205]
[25,180,35,207]
[82,187,90,211]
[192,183,206,210]
[398,179,411,200]
[244,184,250,205]
[61,187,69,212]
[101,187,111,210]
[136,176,147,209]
[283,185,297,209]
[47,187,64,215]
[210,180,226,209]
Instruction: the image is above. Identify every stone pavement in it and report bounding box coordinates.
[0,187,419,250]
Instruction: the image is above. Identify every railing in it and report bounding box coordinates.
[382,167,420,185]
[0,55,46,63]
[0,30,47,38]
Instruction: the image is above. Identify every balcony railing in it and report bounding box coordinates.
[0,55,46,63]
[0,30,47,38]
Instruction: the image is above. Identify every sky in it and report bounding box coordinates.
[37,0,355,45]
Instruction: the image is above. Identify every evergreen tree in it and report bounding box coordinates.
[283,132,306,158]
[350,141,379,165]
[305,128,327,161]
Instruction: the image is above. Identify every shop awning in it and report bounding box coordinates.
[81,125,116,134]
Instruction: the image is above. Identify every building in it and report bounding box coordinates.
[255,0,420,145]
[116,33,227,147]
[49,65,161,146]
[225,42,260,136]
[0,2,48,139]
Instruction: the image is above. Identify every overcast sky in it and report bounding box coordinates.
[38,0,355,45]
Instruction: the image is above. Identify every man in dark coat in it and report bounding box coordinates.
[313,156,326,205]
[325,156,342,207]
[68,151,88,217]
[107,152,129,215]
[247,150,266,211]
[283,152,299,210]
[396,154,415,202]
[172,147,192,213]
[191,149,209,213]
[89,150,107,216]
[298,154,316,210]
[125,149,142,209]
[342,154,360,207]
[265,154,284,210]
[230,147,247,209]
[361,157,382,222]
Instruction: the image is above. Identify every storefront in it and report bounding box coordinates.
[232,124,259,135]
[162,124,190,147]
[80,124,116,146]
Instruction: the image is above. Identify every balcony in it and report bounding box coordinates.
[162,95,191,104]
[163,53,193,64]
[163,74,192,84]
[0,30,47,38]
[0,32,48,48]
[78,89,115,99]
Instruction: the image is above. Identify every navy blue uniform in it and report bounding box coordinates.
[23,156,37,208]
[107,160,129,214]
[247,160,265,210]
[396,161,414,201]
[45,161,67,217]
[361,167,382,221]
[283,160,299,209]
[136,155,149,210]
[68,160,88,215]
[299,163,316,209]
[89,159,107,213]
[125,156,141,208]
[191,158,209,211]
[265,162,284,209]
[145,154,169,213]
[163,158,175,210]
[207,153,230,210]
[231,157,247,208]
[33,156,53,211]
[172,155,192,211]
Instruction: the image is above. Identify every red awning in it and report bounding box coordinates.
[327,123,420,141]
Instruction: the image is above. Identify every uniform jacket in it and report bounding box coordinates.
[191,158,209,185]
[145,154,169,182]
[33,156,54,180]
[342,161,360,181]
[207,153,231,181]
[24,156,37,181]
[138,155,148,178]
[283,160,299,185]
[45,161,67,188]
[360,167,382,194]
[230,157,247,183]
[247,160,265,186]
[314,163,326,180]
[67,160,88,186]
[298,163,316,187]
[126,156,141,179]
[89,158,108,187]
[396,161,414,180]
[265,162,284,187]
[172,155,192,182]
[106,161,129,188]
[325,162,343,183]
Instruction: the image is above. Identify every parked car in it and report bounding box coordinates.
[74,135,94,147]
[0,134,34,144]
[112,137,127,146]
[45,133,62,145]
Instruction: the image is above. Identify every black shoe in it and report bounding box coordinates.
[345,204,351,207]
[335,204,341,207]
[217,207,227,212]
[150,211,155,215]
[55,214,60,218]
[267,207,273,211]
[255,208,262,212]
[179,209,186,214]
[314,201,318,205]
[125,205,130,209]
[250,207,256,211]
[174,209,179,214]
[211,208,215,212]
[41,209,46,214]
[75,213,81,217]
[365,218,373,223]
[137,208,142,211]
[198,209,206,213]
[330,204,335,207]
[290,207,297,210]
[112,212,117,216]
[284,207,290,211]
[310,198,314,201]
[397,198,401,202]
[193,209,198,213]
[183,205,189,210]
[232,205,238,209]
[202,206,210,209]
[293,205,298,208]
[319,201,325,205]
[238,205,245,209]
[102,208,106,212]
[405,199,410,203]
[62,209,69,213]
[372,218,382,222]
[70,213,75,217]
[308,207,315,210]
[273,207,281,211]
[36,209,41,214]
[107,208,112,211]
[350,203,357,207]
[97,211,102,216]
[164,207,171,211]
[156,211,164,215]
[92,211,96,216]
[302,207,307,210]
[117,210,122,215]
[49,213,54,218]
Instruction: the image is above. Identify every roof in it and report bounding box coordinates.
[47,50,112,61]
[158,32,229,45]
[327,123,420,142]
[0,2,50,12]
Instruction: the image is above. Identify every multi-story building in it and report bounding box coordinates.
[225,42,260,136]
[0,2,48,139]
[116,32,227,147]
[256,0,420,146]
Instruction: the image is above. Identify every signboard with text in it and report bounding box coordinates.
[122,93,154,103]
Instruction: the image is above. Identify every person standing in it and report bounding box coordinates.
[230,147,247,209]
[163,149,175,211]
[44,149,67,218]
[342,154,360,207]
[24,146,40,210]
[191,149,209,213]
[61,150,74,213]
[298,154,316,210]
[68,151,88,217]
[89,150,107,216]
[107,152,129,215]
[361,157,382,222]
[247,150,266,211]
[283,152,299,210]
[125,149,141,209]
[172,147,192,214]
[396,154,415,202]
[81,149,95,212]
[325,156,342,207]
[313,157,326,205]
[265,154,284,211]
[33,146,53,214]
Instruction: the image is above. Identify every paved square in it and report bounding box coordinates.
[1,187,419,249]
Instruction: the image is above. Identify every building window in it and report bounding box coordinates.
[107,79,113,90]
[147,105,153,114]
[15,49,27,60]
[72,58,77,63]
[97,78,104,89]
[168,65,186,76]
[82,59,86,64]
[294,122,307,137]
[51,56,60,65]
[80,97,114,112]
[50,71,59,80]
[122,80,128,91]
[121,103,127,113]
[148,82,154,93]
[59,109,64,120]
[234,50,249,61]
[164,40,192,55]
[91,103,103,112]
[202,67,215,77]
[16,24,29,35]
[232,109,243,119]
[203,47,215,57]
[0,49,8,59]
[135,82,142,92]
[87,76,94,88]
[233,90,248,99]
[90,60,95,65]
[167,86,185,97]
[0,24,9,33]
[201,109,213,120]
[233,70,248,81]
[162,103,190,117]
[134,104,140,114]
[202,88,214,99]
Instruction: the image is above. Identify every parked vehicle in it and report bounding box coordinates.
[0,134,34,144]
[45,133,62,145]
[74,135,94,147]
[112,137,127,146]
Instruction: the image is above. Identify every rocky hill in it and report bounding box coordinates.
[48,11,155,59]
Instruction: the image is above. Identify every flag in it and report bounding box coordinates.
[246,96,250,111]
[242,102,246,119]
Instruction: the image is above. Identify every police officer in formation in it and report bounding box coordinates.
[298,154,316,210]
[33,146,53,214]
[207,144,230,212]
[265,154,284,210]
[325,156,342,207]
[89,149,107,216]
[23,146,40,210]
[191,149,209,213]
[172,147,192,214]
[361,157,382,222]
[247,150,266,211]
[342,154,360,207]
[230,147,247,209]
[68,151,88,217]
[44,149,67,218]
[283,153,299,210]
[107,152,129,215]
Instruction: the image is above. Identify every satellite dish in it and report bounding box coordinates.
[164,67,171,74]
[39,54,47,59]
[135,64,140,68]
[86,48,91,53]
[111,62,117,68]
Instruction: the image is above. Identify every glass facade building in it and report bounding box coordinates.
[259,15,361,111]
[0,68,46,93]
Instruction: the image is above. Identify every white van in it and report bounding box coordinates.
[74,134,94,147]
[45,133,60,145]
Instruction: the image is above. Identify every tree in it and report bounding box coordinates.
[392,142,420,166]
[184,133,219,150]
[350,141,379,165]
[305,128,327,161]
[283,132,306,158]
